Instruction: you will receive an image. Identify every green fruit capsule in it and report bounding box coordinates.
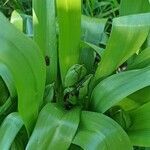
[64,64,87,87]
[78,74,93,100]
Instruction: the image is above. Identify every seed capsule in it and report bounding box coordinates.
[78,74,93,100]
[64,64,87,87]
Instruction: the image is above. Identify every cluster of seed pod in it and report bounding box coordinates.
[64,64,93,108]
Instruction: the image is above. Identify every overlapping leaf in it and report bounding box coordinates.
[72,111,132,150]
[127,47,150,106]
[0,113,23,150]
[56,0,81,84]
[91,66,150,113]
[0,12,46,133]
[94,13,150,83]
[26,103,80,150]
[33,0,57,84]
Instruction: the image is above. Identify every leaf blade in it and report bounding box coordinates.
[95,13,150,82]
[73,111,132,150]
[91,66,150,113]
[0,113,23,150]
[0,12,46,133]
[26,103,80,150]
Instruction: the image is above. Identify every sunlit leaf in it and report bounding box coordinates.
[26,103,80,149]
[56,0,81,84]
[33,0,57,84]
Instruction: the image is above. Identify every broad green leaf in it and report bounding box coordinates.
[91,66,150,113]
[120,0,150,16]
[127,102,150,147]
[81,15,107,45]
[0,113,23,150]
[73,111,132,150]
[128,47,150,70]
[94,13,150,83]
[56,0,81,84]
[33,0,57,84]
[128,49,150,105]
[0,13,46,133]
[26,103,80,150]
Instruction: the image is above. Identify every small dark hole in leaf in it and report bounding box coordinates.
[45,56,50,66]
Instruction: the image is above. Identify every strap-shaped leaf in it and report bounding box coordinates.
[120,0,150,16]
[26,103,80,150]
[56,0,81,84]
[128,48,150,104]
[33,0,57,84]
[0,12,46,133]
[94,13,150,82]
[72,111,132,150]
[91,66,150,113]
[0,113,23,150]
[127,102,150,147]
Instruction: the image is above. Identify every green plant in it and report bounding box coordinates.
[0,0,150,150]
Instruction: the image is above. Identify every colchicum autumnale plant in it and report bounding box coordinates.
[0,0,150,149]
